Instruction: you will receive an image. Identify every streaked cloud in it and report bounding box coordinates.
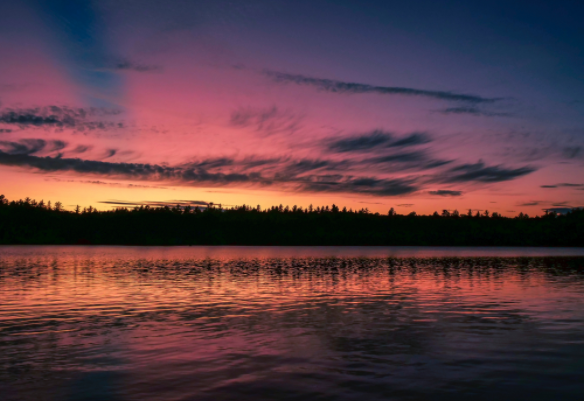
[438,106,511,117]
[0,150,419,196]
[0,138,68,155]
[541,183,584,189]
[263,70,501,103]
[0,106,123,131]
[518,201,543,206]
[302,176,418,196]
[327,131,431,153]
[0,133,539,199]
[110,59,163,73]
[428,190,462,196]
[99,199,210,208]
[444,162,535,183]
[230,106,303,136]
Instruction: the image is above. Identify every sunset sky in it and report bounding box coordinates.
[1,0,583,215]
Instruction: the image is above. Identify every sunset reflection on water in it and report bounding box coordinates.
[1,246,584,401]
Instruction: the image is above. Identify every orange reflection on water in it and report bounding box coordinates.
[1,246,584,401]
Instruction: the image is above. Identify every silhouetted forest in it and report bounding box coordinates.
[1,194,582,246]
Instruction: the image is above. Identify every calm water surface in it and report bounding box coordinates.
[1,246,584,400]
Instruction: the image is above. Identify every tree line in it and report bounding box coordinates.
[0,194,582,246]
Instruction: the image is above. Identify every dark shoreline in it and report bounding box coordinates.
[2,195,583,247]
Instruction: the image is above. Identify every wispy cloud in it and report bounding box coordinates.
[302,176,418,196]
[518,201,543,206]
[230,106,303,136]
[362,150,452,172]
[369,151,429,164]
[327,130,431,153]
[263,70,501,103]
[541,183,584,188]
[99,199,210,208]
[428,190,462,196]
[0,150,419,196]
[0,151,256,184]
[552,201,571,206]
[0,142,538,198]
[104,149,117,158]
[444,162,535,183]
[0,139,68,155]
[110,59,163,73]
[327,130,391,152]
[47,178,168,190]
[438,106,511,117]
[278,159,345,176]
[390,133,432,147]
[0,106,124,132]
[72,145,92,154]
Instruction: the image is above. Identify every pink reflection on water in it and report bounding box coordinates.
[2,245,584,260]
[1,247,584,400]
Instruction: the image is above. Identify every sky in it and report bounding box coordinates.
[1,0,583,215]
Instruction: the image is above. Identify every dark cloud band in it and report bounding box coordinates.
[0,106,123,131]
[0,139,68,155]
[99,199,210,207]
[444,162,535,183]
[0,143,536,197]
[264,70,500,103]
[0,150,418,197]
[327,131,431,153]
[438,107,511,117]
[541,183,584,189]
[428,190,462,196]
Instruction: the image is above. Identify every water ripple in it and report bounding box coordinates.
[0,247,584,400]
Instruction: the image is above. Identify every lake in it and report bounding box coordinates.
[1,246,584,400]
